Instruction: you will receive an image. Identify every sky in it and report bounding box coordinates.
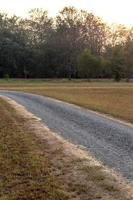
[0,0,133,27]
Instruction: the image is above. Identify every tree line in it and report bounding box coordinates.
[0,7,133,81]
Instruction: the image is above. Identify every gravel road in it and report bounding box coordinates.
[1,91,133,181]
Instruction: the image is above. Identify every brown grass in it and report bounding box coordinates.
[0,98,70,200]
[21,87,133,123]
[0,80,132,123]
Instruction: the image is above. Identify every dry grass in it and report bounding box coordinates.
[0,98,70,200]
[22,87,133,123]
[0,80,132,123]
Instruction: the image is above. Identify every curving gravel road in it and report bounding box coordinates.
[0,91,133,181]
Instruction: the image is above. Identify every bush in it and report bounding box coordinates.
[77,49,100,79]
[4,74,10,80]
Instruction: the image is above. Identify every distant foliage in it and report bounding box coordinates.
[77,49,100,79]
[0,7,132,80]
[4,74,10,80]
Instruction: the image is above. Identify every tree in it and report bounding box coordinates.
[110,45,124,81]
[107,24,128,47]
[0,7,132,80]
[55,7,82,77]
[80,11,107,56]
[27,8,53,47]
[123,30,133,81]
[77,49,100,79]
[99,58,112,78]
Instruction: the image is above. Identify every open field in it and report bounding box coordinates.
[0,97,132,200]
[0,79,133,123]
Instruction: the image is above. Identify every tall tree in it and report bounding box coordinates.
[28,8,53,47]
[80,11,107,55]
[123,29,133,81]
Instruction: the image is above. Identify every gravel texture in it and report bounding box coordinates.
[1,91,133,181]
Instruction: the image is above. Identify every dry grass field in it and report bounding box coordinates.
[0,79,133,123]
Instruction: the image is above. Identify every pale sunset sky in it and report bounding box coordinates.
[0,0,132,27]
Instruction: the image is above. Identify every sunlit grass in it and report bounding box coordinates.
[0,79,133,123]
[0,99,70,200]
